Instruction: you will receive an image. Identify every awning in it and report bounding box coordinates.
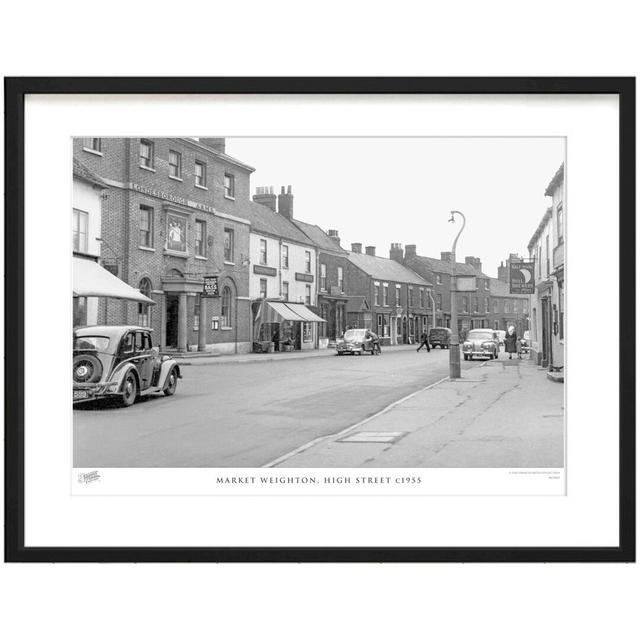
[263,301,326,323]
[73,257,155,304]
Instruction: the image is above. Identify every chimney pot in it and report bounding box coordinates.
[277,185,294,220]
[253,187,277,211]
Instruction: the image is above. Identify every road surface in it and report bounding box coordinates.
[74,347,478,467]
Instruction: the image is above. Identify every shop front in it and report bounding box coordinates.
[253,299,326,352]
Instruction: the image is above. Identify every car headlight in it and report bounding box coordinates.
[481,342,494,349]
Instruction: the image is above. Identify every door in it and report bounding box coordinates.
[166,294,179,348]
[134,331,155,389]
[541,297,549,367]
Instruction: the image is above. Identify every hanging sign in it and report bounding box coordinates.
[509,261,535,294]
[203,275,220,297]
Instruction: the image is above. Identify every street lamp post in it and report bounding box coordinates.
[448,210,466,379]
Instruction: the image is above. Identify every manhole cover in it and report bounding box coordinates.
[338,431,407,444]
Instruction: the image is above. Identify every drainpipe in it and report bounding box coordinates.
[427,289,436,330]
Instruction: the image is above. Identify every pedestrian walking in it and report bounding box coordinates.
[504,325,519,360]
[416,331,431,352]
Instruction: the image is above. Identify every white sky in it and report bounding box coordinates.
[225,137,565,278]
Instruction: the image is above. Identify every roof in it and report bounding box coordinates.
[345,295,369,313]
[245,201,314,246]
[347,252,432,286]
[488,277,529,299]
[544,163,564,197]
[293,220,348,254]
[406,254,489,279]
[73,157,109,188]
[527,207,553,251]
[179,138,256,173]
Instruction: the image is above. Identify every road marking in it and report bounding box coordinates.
[262,374,450,468]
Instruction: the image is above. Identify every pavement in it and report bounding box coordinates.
[269,356,564,468]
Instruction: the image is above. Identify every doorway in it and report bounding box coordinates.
[166,294,179,348]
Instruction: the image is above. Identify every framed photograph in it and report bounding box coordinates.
[5,77,635,562]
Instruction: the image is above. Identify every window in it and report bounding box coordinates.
[474,297,479,313]
[557,203,564,243]
[303,322,312,342]
[138,279,152,327]
[319,264,327,290]
[221,286,232,328]
[259,279,267,298]
[73,209,88,253]
[260,239,267,265]
[305,251,311,273]
[436,274,442,285]
[194,295,200,331]
[545,235,550,275]
[436,294,442,311]
[166,214,187,253]
[513,300,517,313]
[374,283,380,306]
[485,298,490,313]
[139,205,154,248]
[281,244,289,268]
[395,284,401,305]
[419,289,425,308]
[494,299,498,313]
[169,150,182,178]
[504,301,509,314]
[305,285,311,305]
[383,283,389,306]
[139,139,154,168]
[408,287,414,307]
[338,266,344,292]
[224,228,234,262]
[377,314,383,332]
[462,296,468,313]
[282,281,289,301]
[83,138,101,153]
[224,173,235,198]
[195,220,206,257]
[484,280,489,290]
[195,160,206,187]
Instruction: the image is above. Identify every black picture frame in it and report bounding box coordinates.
[4,77,635,563]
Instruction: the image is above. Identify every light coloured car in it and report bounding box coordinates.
[73,325,182,407]
[336,329,380,355]
[462,329,499,361]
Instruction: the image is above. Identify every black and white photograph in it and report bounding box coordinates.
[72,135,566,477]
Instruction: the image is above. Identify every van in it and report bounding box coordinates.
[428,327,452,349]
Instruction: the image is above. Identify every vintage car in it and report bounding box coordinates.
[428,326,451,349]
[336,328,380,355]
[73,325,182,407]
[462,328,499,360]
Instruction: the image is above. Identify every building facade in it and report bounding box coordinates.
[72,156,109,326]
[248,186,323,351]
[527,164,565,369]
[345,244,432,345]
[72,137,253,354]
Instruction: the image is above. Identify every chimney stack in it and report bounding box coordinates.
[465,256,482,272]
[327,229,341,246]
[405,244,417,259]
[440,251,453,262]
[253,186,277,212]
[497,260,509,283]
[277,185,294,220]
[199,137,226,154]
[389,243,404,263]
[365,246,376,256]
[351,243,362,254]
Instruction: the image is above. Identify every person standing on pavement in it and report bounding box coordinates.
[416,330,431,352]
[504,325,519,360]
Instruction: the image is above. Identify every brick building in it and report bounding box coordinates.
[292,223,350,343]
[397,245,491,335]
[345,244,432,345]
[72,137,253,354]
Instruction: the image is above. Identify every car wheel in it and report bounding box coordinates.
[73,354,102,384]
[120,372,138,407]
[163,368,178,396]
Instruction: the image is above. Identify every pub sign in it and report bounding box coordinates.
[203,275,219,298]
[509,261,535,294]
